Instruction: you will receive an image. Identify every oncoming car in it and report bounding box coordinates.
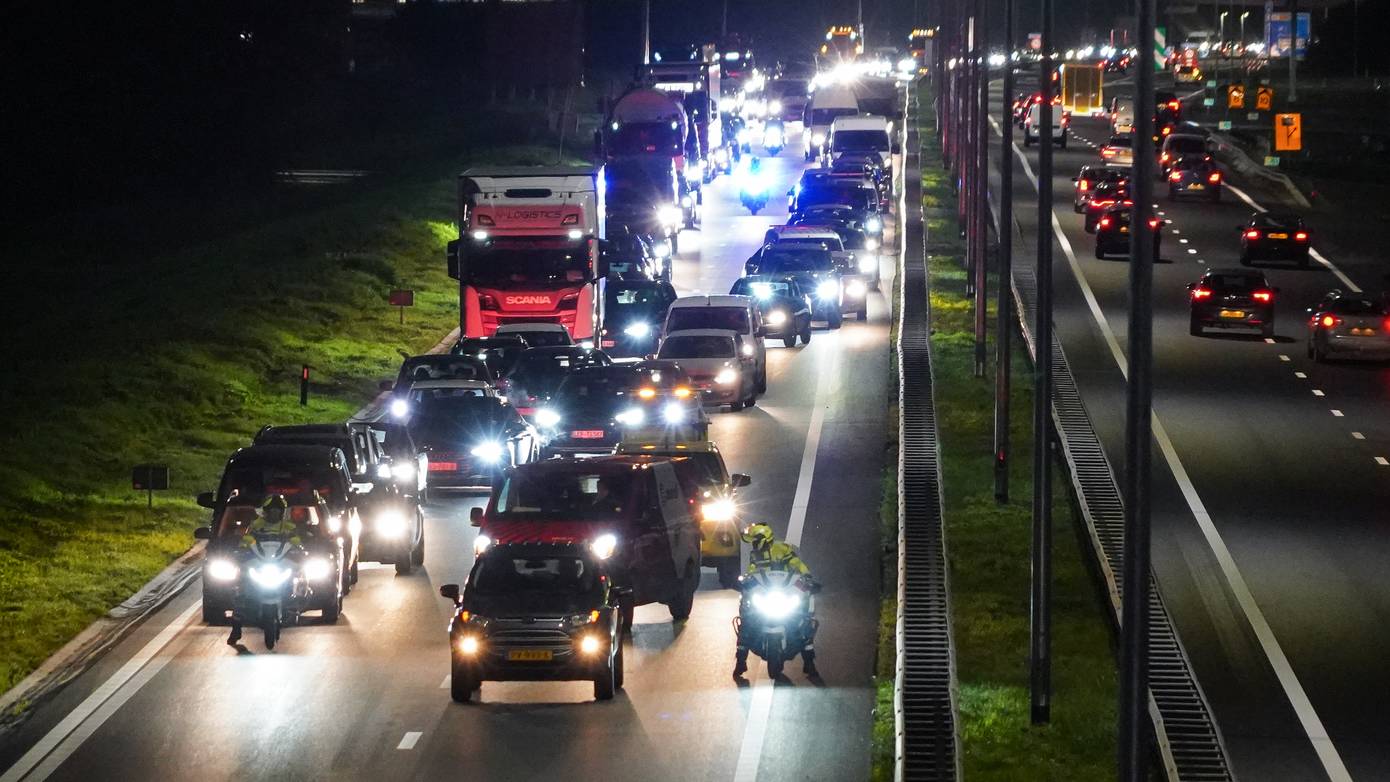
[729,276,813,347]
[657,330,759,411]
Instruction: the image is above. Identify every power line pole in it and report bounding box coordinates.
[1031,0,1055,727]
[1288,0,1299,102]
[994,0,1015,504]
[973,0,989,378]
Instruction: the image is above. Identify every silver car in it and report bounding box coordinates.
[1306,293,1390,363]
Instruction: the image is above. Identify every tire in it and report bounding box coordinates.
[1095,245,1106,260]
[1074,201,1085,214]
[594,658,616,701]
[783,336,797,348]
[1211,190,1221,203]
[800,324,812,345]
[730,398,745,412]
[263,617,278,650]
[1261,323,1275,339]
[717,558,741,590]
[1307,341,1316,360]
[756,368,767,394]
[1189,315,1203,336]
[620,598,634,634]
[667,562,698,620]
[1167,188,1177,201]
[747,204,761,215]
[395,552,414,576]
[614,643,625,690]
[828,309,843,330]
[767,656,784,678]
[349,557,359,586]
[450,657,477,703]
[322,590,341,624]
[202,603,226,625]
[1058,135,1068,149]
[857,305,867,321]
[411,521,426,566]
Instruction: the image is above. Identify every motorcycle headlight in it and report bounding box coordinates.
[248,563,292,588]
[769,99,783,114]
[658,205,683,227]
[590,533,618,560]
[767,309,787,326]
[702,498,736,522]
[470,441,505,463]
[715,367,739,385]
[206,558,238,582]
[615,407,646,426]
[846,279,867,298]
[389,398,410,419]
[303,557,333,582]
[816,280,839,300]
[763,128,783,146]
[624,322,651,338]
[865,216,883,233]
[858,255,877,273]
[864,237,880,251]
[535,408,561,428]
[376,510,408,538]
[473,534,493,557]
[751,588,801,619]
[662,403,686,424]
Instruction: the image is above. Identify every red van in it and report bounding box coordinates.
[471,455,702,627]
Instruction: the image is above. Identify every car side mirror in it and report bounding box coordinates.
[379,380,393,392]
[612,584,634,600]
[193,527,212,540]
[1185,282,1196,290]
[439,583,461,603]
[732,473,752,488]
[196,491,215,509]
[469,507,484,527]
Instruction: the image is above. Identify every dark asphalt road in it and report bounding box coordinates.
[0,134,895,782]
[991,73,1390,781]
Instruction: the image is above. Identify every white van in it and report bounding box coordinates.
[1023,102,1068,148]
[826,115,893,175]
[803,86,859,161]
[662,296,766,393]
[1109,96,1135,135]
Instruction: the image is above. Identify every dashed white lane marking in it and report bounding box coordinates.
[397,732,422,750]
[1312,389,1325,397]
[1172,229,1181,235]
[1331,410,1344,417]
[1187,248,1197,255]
[1179,238,1189,244]
[1264,338,1276,344]
[1353,432,1366,440]
[1377,457,1389,467]
[1279,354,1291,361]
[1295,372,1308,379]
[1225,182,1362,293]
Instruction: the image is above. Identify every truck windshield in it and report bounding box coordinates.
[809,108,858,126]
[466,240,590,286]
[494,471,638,519]
[609,123,682,156]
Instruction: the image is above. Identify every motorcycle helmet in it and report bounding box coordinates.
[262,494,289,524]
[741,523,774,550]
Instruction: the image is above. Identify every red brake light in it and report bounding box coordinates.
[1320,315,1339,328]
[1244,229,1261,240]
[1208,171,1221,183]
[1167,100,1180,110]
[1099,217,1111,228]
[1148,218,1161,229]
[1294,231,1309,241]
[1102,148,1116,157]
[1162,126,1173,136]
[1169,171,1182,181]
[1252,290,1273,303]
[1191,287,1213,300]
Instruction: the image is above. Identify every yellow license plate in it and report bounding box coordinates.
[1119,226,1130,233]
[1351,328,1377,336]
[1268,232,1288,239]
[507,649,553,662]
[1219,310,1246,319]
[1188,184,1205,190]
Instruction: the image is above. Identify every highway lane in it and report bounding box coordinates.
[0,133,894,782]
[991,74,1390,780]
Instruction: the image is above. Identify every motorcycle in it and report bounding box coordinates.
[733,569,820,677]
[738,164,770,215]
[232,534,341,649]
[762,122,785,157]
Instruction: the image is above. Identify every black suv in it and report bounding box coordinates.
[439,542,626,703]
[1187,269,1278,338]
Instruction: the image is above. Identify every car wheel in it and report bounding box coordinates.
[800,324,812,345]
[411,523,426,566]
[450,657,477,703]
[395,546,415,576]
[322,589,342,624]
[1261,323,1275,339]
[1210,190,1221,203]
[756,368,767,394]
[730,398,745,412]
[1074,201,1085,214]
[1058,136,1068,149]
[1189,315,1203,336]
[717,558,741,590]
[620,596,634,635]
[202,603,227,625]
[783,336,797,348]
[828,309,843,329]
[614,642,625,690]
[669,234,679,255]
[594,657,617,701]
[1095,245,1106,260]
[767,655,785,678]
[667,562,698,620]
[350,556,359,585]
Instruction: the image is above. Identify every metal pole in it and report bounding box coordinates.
[721,0,728,40]
[1119,0,1157,772]
[964,13,976,289]
[994,0,1015,504]
[1288,0,1298,102]
[1030,0,1054,727]
[973,0,988,378]
[641,0,651,66]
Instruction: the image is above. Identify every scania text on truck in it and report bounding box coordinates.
[446,167,607,342]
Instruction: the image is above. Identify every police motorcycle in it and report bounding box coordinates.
[737,158,771,215]
[230,519,343,649]
[733,568,821,677]
[762,119,786,157]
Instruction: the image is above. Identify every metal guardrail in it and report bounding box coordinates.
[895,92,962,782]
[1009,261,1235,781]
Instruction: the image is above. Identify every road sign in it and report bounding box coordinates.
[1264,156,1281,167]
[1255,86,1273,111]
[1218,120,1232,130]
[1226,84,1245,110]
[1154,26,1167,72]
[1266,12,1310,59]
[1203,97,1215,107]
[389,289,415,324]
[1274,113,1302,151]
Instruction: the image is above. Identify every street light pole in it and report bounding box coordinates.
[1289,0,1299,102]
[641,0,651,65]
[1240,12,1249,55]
[973,0,989,378]
[994,0,1016,504]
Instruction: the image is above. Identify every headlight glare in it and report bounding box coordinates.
[579,635,603,655]
[615,407,646,426]
[459,635,480,655]
[534,408,561,428]
[816,280,839,299]
[248,563,291,588]
[751,588,801,619]
[767,309,787,326]
[846,279,868,298]
[702,498,736,522]
[658,205,683,227]
[858,255,877,273]
[623,322,651,337]
[470,441,505,463]
[715,367,739,385]
[303,557,333,581]
[376,511,407,538]
[206,558,239,582]
[473,534,493,557]
[662,403,685,424]
[590,533,618,560]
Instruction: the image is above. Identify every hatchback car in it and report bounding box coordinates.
[1188,269,1277,338]
[657,329,759,411]
[1094,206,1163,260]
[1167,155,1221,201]
[1305,292,1390,363]
[729,276,814,347]
[504,346,613,416]
[1073,166,1128,213]
[1239,213,1311,267]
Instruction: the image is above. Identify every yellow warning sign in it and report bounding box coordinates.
[1274,113,1302,152]
[1227,84,1245,110]
[1255,86,1273,111]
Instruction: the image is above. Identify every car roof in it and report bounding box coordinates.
[664,328,740,339]
[831,115,889,130]
[669,295,754,308]
[458,336,528,347]
[1205,268,1267,279]
[409,379,493,389]
[511,454,667,476]
[259,423,354,437]
[227,444,346,469]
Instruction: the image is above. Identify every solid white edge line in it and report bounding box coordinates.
[995,118,1354,781]
[1223,182,1361,293]
[1,600,202,782]
[732,334,839,782]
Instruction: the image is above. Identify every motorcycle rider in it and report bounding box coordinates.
[734,523,819,678]
[227,494,301,645]
[738,157,768,214]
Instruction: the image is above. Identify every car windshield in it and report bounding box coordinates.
[1254,214,1303,230]
[400,356,487,385]
[219,464,341,506]
[799,185,873,210]
[410,386,487,404]
[469,554,599,596]
[1106,136,1132,149]
[607,285,669,318]
[554,371,641,410]
[1168,137,1205,154]
[213,503,323,541]
[508,351,601,394]
[732,279,793,299]
[834,130,890,151]
[465,240,590,286]
[501,329,570,347]
[494,471,638,518]
[1174,156,1209,170]
[1329,298,1385,316]
[1205,274,1264,291]
[809,107,858,125]
[684,453,727,487]
[666,307,750,332]
[659,335,737,359]
[758,249,833,274]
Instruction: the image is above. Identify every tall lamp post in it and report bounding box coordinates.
[1239,11,1250,53]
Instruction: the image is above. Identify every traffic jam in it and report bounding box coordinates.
[191,39,907,700]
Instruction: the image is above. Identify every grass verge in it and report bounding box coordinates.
[919,91,1119,779]
[0,141,576,696]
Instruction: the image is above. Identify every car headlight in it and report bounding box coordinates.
[811,132,826,147]
[658,205,683,227]
[303,556,333,582]
[590,533,618,560]
[681,193,694,207]
[473,534,492,557]
[458,635,481,655]
[750,282,774,300]
[715,367,739,385]
[326,514,343,533]
[535,408,561,428]
[392,463,415,482]
[662,403,686,424]
[769,99,783,114]
[763,128,783,146]
[816,280,839,300]
[864,238,880,251]
[684,162,704,181]
[578,635,603,655]
[654,241,672,258]
[846,279,867,298]
[865,216,883,233]
[206,558,238,582]
[389,398,410,419]
[858,255,877,273]
[624,322,651,338]
[470,441,505,463]
[702,498,736,522]
[615,406,646,426]
[751,588,801,619]
[767,309,787,326]
[376,510,407,538]
[376,464,392,479]
[248,562,291,589]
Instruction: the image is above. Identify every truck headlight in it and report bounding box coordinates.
[376,511,407,538]
[615,407,646,426]
[534,408,561,428]
[715,367,739,385]
[662,403,685,424]
[658,205,683,227]
[303,557,333,582]
[470,441,505,463]
[206,558,238,582]
[590,533,618,560]
[769,99,783,114]
[459,635,481,655]
[702,498,736,522]
[766,309,787,326]
[816,280,839,300]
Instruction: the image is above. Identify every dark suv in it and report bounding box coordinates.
[439,542,626,703]
[1187,269,1278,338]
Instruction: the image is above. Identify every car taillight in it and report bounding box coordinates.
[1160,152,1170,163]
[1148,218,1161,229]
[1294,231,1309,242]
[1098,217,1111,228]
[1208,171,1221,183]
[1191,287,1213,300]
[1169,171,1182,181]
[1167,100,1180,110]
[1161,126,1173,136]
[1252,290,1273,303]
[478,293,499,311]
[1319,315,1339,328]
[1062,113,1071,126]
[1244,229,1261,240]
[1103,148,1116,157]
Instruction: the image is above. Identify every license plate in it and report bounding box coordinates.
[1268,232,1288,239]
[571,430,606,439]
[1187,183,1204,190]
[1351,328,1377,336]
[507,649,553,662]
[428,462,458,471]
[601,339,616,348]
[1218,310,1246,319]
[1119,226,1130,233]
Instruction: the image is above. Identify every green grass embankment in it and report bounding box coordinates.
[0,142,572,697]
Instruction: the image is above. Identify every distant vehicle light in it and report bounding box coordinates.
[715,367,739,385]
